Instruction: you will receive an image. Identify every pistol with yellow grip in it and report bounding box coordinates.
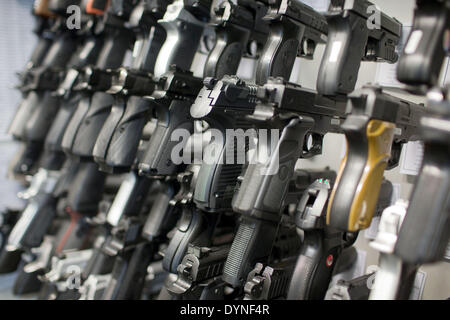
[326,86,425,232]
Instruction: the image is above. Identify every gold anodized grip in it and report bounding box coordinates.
[327,120,395,232]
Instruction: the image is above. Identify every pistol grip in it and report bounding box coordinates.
[25,92,60,142]
[61,95,91,153]
[92,97,127,168]
[103,97,152,171]
[102,242,155,300]
[162,208,213,274]
[71,92,115,159]
[142,183,178,240]
[41,34,80,68]
[317,13,369,96]
[255,19,303,85]
[395,147,450,264]
[327,118,395,232]
[232,117,314,218]
[96,30,135,70]
[288,230,341,300]
[28,38,54,67]
[9,92,42,140]
[8,193,57,248]
[396,2,449,86]
[44,94,81,154]
[222,216,279,288]
[194,118,248,211]
[139,100,193,176]
[154,13,205,76]
[66,162,106,215]
[204,26,249,79]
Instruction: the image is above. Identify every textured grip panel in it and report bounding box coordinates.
[71,92,115,158]
[92,97,127,164]
[223,217,278,287]
[203,25,249,79]
[255,20,302,85]
[139,100,194,176]
[103,97,152,171]
[223,221,253,282]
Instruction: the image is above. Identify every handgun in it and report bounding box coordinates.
[191,77,345,285]
[0,0,111,274]
[92,0,170,173]
[165,167,338,300]
[288,178,344,300]
[8,0,89,176]
[42,171,158,299]
[255,0,327,85]
[241,222,302,300]
[161,167,237,278]
[86,0,244,295]
[102,0,267,173]
[158,164,214,274]
[288,178,392,300]
[80,0,213,166]
[100,180,178,299]
[1,12,107,272]
[394,1,450,266]
[369,200,419,300]
[101,222,155,300]
[158,85,261,275]
[394,86,450,264]
[165,244,231,300]
[317,0,402,96]
[21,162,125,296]
[10,0,100,142]
[9,0,112,177]
[186,2,330,287]
[3,1,138,290]
[61,1,138,160]
[326,86,425,232]
[153,0,213,77]
[397,0,450,87]
[204,0,269,79]
[101,0,264,176]
[137,68,205,177]
[220,78,347,288]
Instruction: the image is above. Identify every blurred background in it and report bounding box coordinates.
[0,0,36,299]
